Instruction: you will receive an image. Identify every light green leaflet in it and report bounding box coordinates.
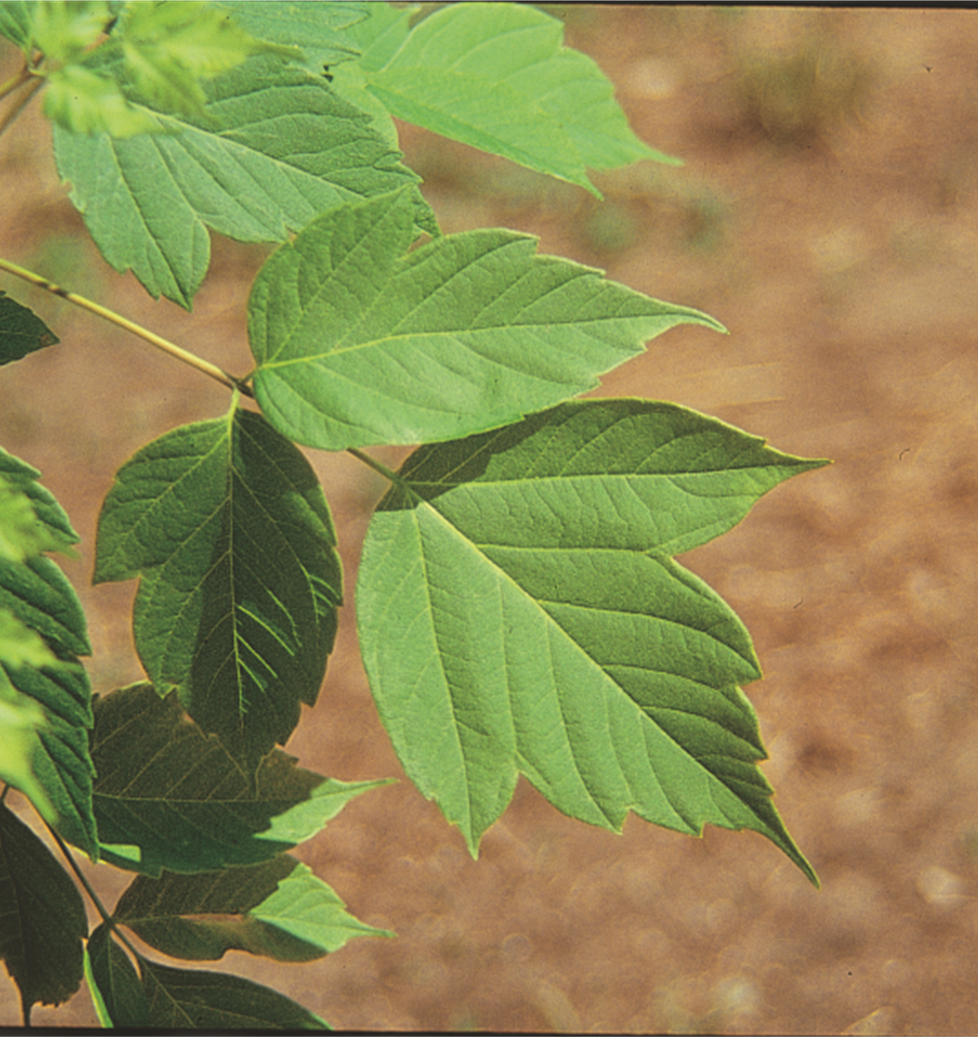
[39,1,287,137]
[357,399,826,884]
[93,408,342,772]
[250,189,723,451]
[53,54,432,307]
[214,0,368,72]
[364,2,681,193]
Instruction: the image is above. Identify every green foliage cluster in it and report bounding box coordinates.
[0,1,826,1028]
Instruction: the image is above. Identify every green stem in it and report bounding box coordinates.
[347,446,402,484]
[45,819,145,966]
[0,257,253,397]
[45,820,113,927]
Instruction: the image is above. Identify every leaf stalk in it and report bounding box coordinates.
[44,817,145,965]
[44,819,112,926]
[0,257,253,396]
[347,447,402,484]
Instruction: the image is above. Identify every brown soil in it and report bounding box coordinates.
[2,6,978,1034]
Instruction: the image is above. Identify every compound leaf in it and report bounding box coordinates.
[139,957,329,1030]
[91,683,389,877]
[113,855,391,962]
[0,293,59,369]
[0,804,88,1023]
[249,189,723,451]
[93,407,342,771]
[85,923,149,1029]
[357,399,826,884]
[365,2,679,196]
[53,54,432,308]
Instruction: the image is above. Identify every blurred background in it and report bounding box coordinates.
[2,5,978,1033]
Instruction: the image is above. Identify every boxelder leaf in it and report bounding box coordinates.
[91,683,390,877]
[139,957,329,1030]
[85,923,149,1029]
[357,399,827,884]
[250,189,723,451]
[0,804,88,1022]
[113,855,391,962]
[0,292,59,369]
[53,54,433,308]
[365,2,679,197]
[0,448,96,859]
[93,407,342,771]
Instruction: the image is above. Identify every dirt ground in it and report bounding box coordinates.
[2,5,978,1034]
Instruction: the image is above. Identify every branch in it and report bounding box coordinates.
[0,257,253,396]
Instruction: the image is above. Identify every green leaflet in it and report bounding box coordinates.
[0,0,35,52]
[38,1,296,137]
[342,2,413,74]
[30,0,110,65]
[250,189,723,451]
[319,3,414,149]
[112,855,391,962]
[214,0,368,72]
[365,2,680,196]
[109,1,292,119]
[0,804,88,1023]
[93,408,342,771]
[53,53,433,308]
[0,447,96,859]
[0,293,59,370]
[139,957,329,1030]
[0,448,78,561]
[87,919,328,1029]
[357,399,826,884]
[90,683,389,877]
